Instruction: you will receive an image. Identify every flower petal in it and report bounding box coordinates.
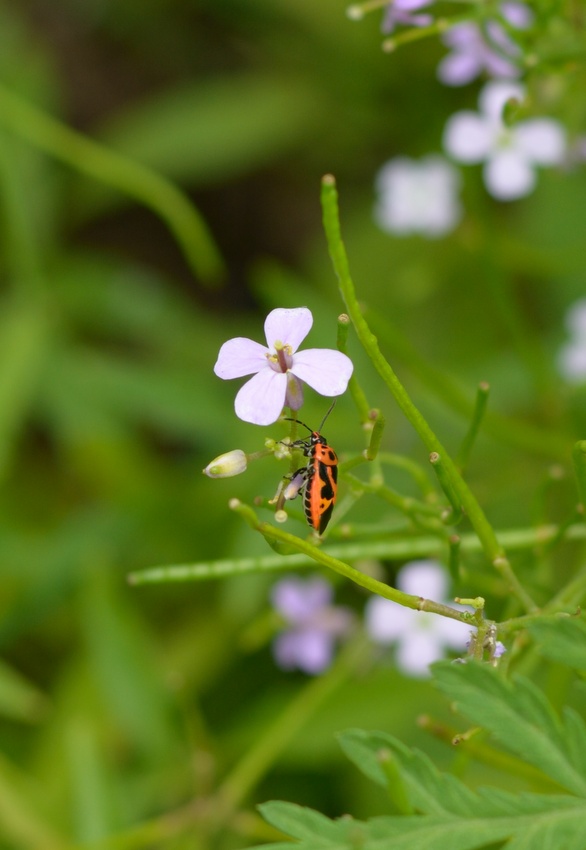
[443,112,494,162]
[437,51,482,87]
[214,337,268,379]
[397,560,449,598]
[234,368,287,425]
[275,628,333,674]
[484,150,535,200]
[434,614,472,649]
[501,1,533,28]
[514,119,566,165]
[290,349,353,397]
[272,577,332,623]
[558,340,586,383]
[364,596,415,643]
[395,629,445,676]
[264,307,313,353]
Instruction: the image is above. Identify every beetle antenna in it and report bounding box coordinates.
[283,401,336,434]
[283,416,312,433]
[318,400,336,432]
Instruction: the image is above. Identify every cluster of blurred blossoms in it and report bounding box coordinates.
[369,0,568,237]
[270,561,483,678]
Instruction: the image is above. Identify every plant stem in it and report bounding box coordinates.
[320,174,536,612]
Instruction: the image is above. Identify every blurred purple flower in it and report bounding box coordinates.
[271,576,353,675]
[365,560,470,677]
[214,307,353,426]
[493,641,507,658]
[438,2,532,86]
[382,0,434,34]
[375,155,462,237]
[443,80,566,200]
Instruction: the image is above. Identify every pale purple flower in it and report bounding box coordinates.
[214,308,353,426]
[382,0,434,34]
[438,2,532,86]
[558,298,586,383]
[271,576,353,674]
[443,80,566,200]
[365,560,470,677]
[375,155,462,237]
[493,640,507,658]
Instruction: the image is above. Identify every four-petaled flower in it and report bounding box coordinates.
[375,155,462,238]
[364,560,470,677]
[214,307,353,426]
[437,2,533,87]
[443,80,566,200]
[381,0,434,34]
[271,576,353,675]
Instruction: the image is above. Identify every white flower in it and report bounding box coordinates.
[558,298,586,383]
[443,81,566,200]
[374,155,462,237]
[214,307,353,426]
[365,560,470,677]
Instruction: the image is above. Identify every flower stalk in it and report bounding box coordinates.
[320,173,537,612]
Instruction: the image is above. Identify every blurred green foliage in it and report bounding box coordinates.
[0,1,586,848]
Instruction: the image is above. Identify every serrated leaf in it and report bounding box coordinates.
[256,796,586,850]
[528,619,586,671]
[433,662,586,797]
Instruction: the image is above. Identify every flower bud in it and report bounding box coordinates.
[283,472,306,500]
[203,449,247,479]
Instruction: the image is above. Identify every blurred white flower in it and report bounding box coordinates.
[365,560,470,677]
[443,81,566,200]
[374,155,462,237]
[558,298,586,383]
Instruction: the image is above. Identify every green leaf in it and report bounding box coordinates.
[338,729,413,814]
[76,74,323,217]
[0,657,47,723]
[255,728,586,848]
[257,796,586,850]
[528,618,586,671]
[433,661,586,797]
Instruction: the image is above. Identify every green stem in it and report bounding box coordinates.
[320,175,536,612]
[129,520,586,586]
[0,82,225,286]
[456,381,490,472]
[429,452,463,524]
[232,500,475,624]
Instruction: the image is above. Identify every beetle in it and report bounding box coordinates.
[283,403,338,535]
